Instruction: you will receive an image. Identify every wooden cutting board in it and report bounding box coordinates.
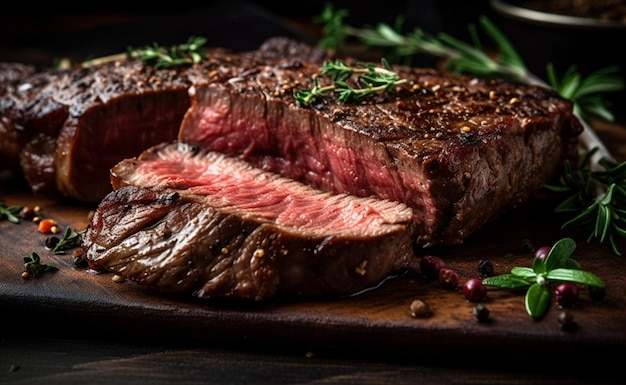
[2,121,626,360]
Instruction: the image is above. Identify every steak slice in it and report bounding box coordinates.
[177,53,582,247]
[84,142,415,300]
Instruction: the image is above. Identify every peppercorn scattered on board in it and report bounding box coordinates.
[1,120,626,359]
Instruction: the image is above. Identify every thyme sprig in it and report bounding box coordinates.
[126,36,207,69]
[482,238,604,319]
[0,202,22,224]
[295,58,407,106]
[50,226,83,255]
[23,252,59,278]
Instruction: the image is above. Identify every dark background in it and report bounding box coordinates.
[0,1,497,66]
[1,1,624,111]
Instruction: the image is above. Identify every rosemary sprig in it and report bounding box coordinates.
[482,238,604,319]
[547,64,624,127]
[295,58,407,106]
[126,36,207,69]
[545,148,626,255]
[0,202,22,224]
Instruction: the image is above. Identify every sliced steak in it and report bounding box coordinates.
[0,37,333,201]
[0,61,195,200]
[0,64,62,173]
[178,55,582,247]
[2,37,582,248]
[84,142,415,300]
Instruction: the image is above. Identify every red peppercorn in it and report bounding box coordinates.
[533,246,552,262]
[419,255,445,280]
[463,278,487,302]
[554,282,579,308]
[438,268,459,289]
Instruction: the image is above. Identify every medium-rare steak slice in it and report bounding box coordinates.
[177,52,583,247]
[84,142,415,300]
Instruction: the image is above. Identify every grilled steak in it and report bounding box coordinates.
[0,63,30,175]
[0,61,194,199]
[83,142,415,300]
[3,37,582,249]
[177,44,583,247]
[0,37,332,201]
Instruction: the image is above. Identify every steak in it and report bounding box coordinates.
[80,37,582,300]
[0,38,332,201]
[83,142,415,300]
[0,61,195,199]
[177,44,583,247]
[3,37,582,248]
[0,62,43,172]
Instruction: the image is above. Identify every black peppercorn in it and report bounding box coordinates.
[588,285,606,302]
[45,236,60,250]
[477,259,494,277]
[473,303,490,322]
[557,311,577,332]
[520,238,534,253]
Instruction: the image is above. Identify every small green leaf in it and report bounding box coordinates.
[525,283,551,319]
[545,237,576,271]
[546,268,605,287]
[0,203,22,224]
[482,274,532,289]
[510,266,536,278]
[531,256,547,274]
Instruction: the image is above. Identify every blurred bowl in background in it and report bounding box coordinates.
[491,0,626,28]
[489,0,626,114]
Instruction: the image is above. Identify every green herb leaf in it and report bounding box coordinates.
[546,268,605,287]
[531,256,547,274]
[23,252,59,278]
[544,237,577,271]
[481,273,532,289]
[547,149,626,256]
[0,202,22,224]
[127,36,207,69]
[525,283,551,319]
[52,227,83,255]
[295,59,406,106]
[510,266,536,279]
